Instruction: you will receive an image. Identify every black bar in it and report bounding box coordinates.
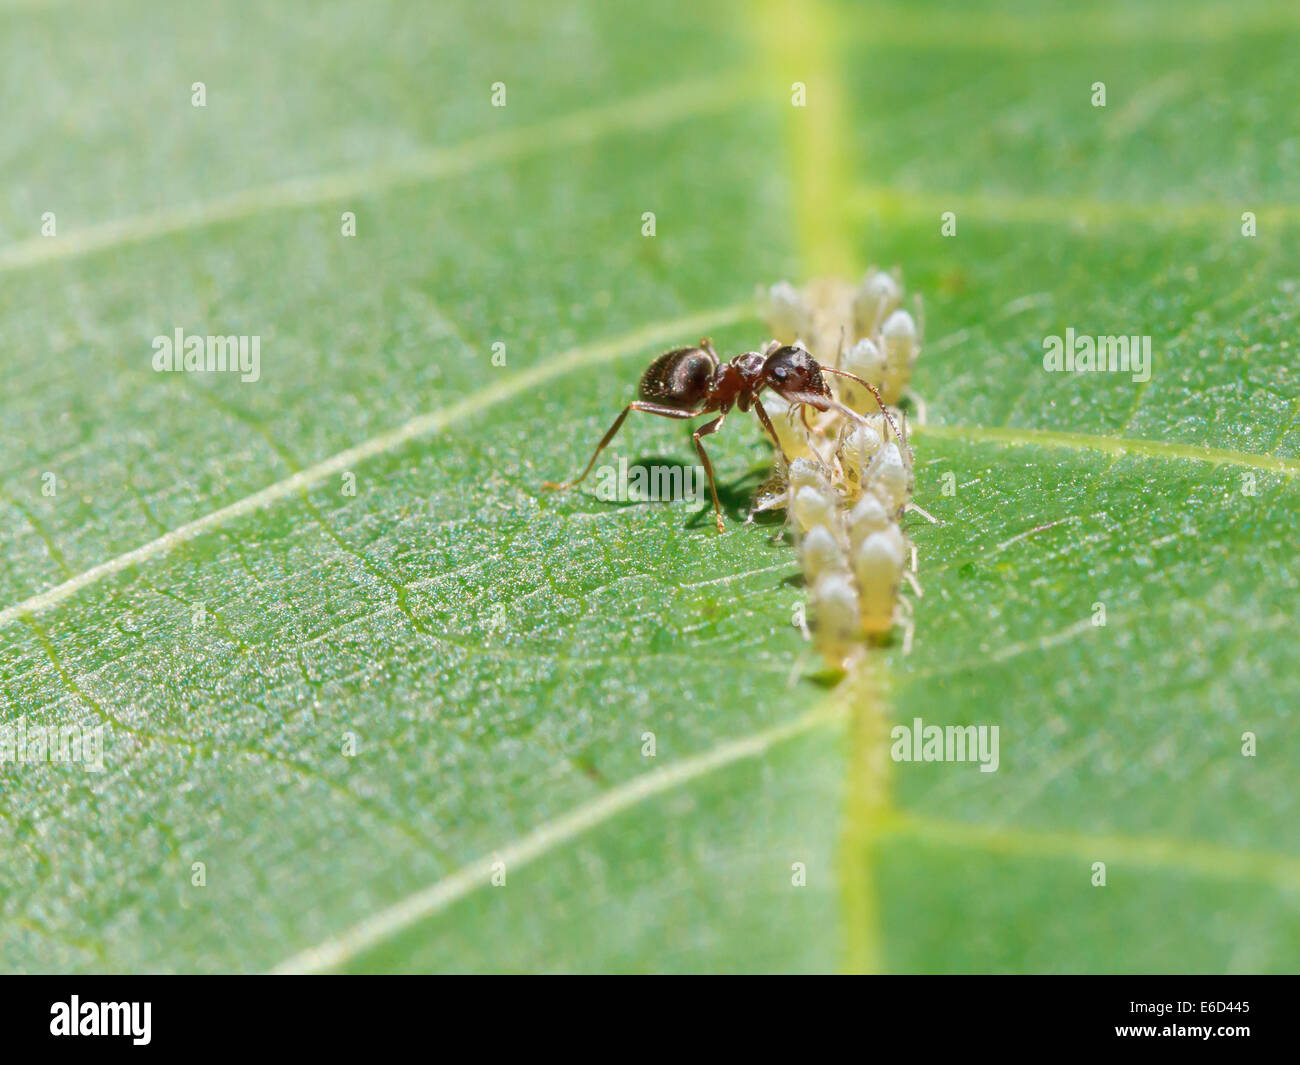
[0,976,1291,1053]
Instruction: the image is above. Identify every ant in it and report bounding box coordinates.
[543,338,902,533]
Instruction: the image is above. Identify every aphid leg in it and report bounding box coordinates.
[903,569,923,598]
[910,544,919,573]
[692,413,728,534]
[543,402,703,490]
[785,649,812,690]
[902,387,929,426]
[894,598,915,656]
[906,501,939,525]
[798,411,839,471]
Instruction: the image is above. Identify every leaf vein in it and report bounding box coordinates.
[270,698,850,974]
[919,423,1300,474]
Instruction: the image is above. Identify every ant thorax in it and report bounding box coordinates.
[731,350,766,382]
[709,355,760,409]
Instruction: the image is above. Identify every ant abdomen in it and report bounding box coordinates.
[637,345,717,410]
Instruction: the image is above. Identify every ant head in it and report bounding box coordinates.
[761,344,831,401]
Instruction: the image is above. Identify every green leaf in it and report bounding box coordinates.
[1,0,1296,973]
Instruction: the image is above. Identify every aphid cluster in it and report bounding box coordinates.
[754,271,928,666]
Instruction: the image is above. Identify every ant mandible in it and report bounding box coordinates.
[543,337,903,533]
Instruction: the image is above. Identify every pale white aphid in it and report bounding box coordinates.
[842,418,883,464]
[879,308,920,406]
[760,281,814,345]
[837,338,887,414]
[848,488,893,550]
[798,524,845,584]
[808,572,861,665]
[853,527,907,635]
[836,421,883,500]
[853,270,903,339]
[790,482,839,534]
[788,456,833,493]
[869,441,912,513]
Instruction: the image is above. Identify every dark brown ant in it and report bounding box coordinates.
[543,338,902,533]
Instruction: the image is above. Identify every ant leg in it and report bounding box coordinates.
[699,336,719,361]
[543,402,702,490]
[784,400,838,470]
[692,413,728,534]
[750,396,789,463]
